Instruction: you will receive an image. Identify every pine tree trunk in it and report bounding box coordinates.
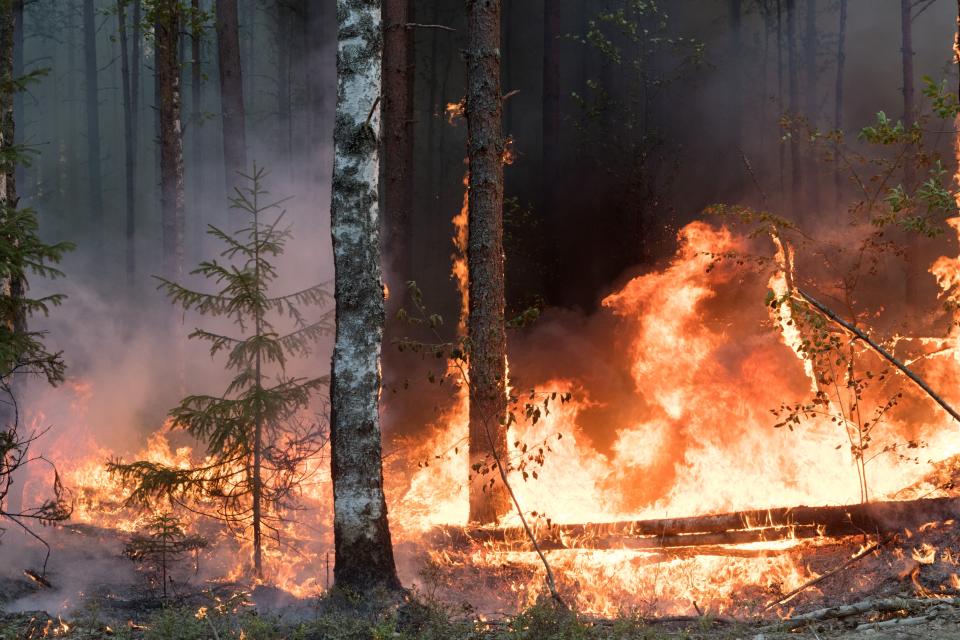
[900,0,915,189]
[785,0,800,214]
[306,0,337,206]
[466,0,510,525]
[802,0,818,209]
[955,0,959,96]
[834,0,847,205]
[382,0,414,300]
[329,0,401,593]
[118,0,136,284]
[11,0,21,191]
[776,0,785,198]
[215,0,246,192]
[83,0,103,234]
[275,1,291,164]
[157,1,184,282]
[192,0,202,233]
[542,0,560,210]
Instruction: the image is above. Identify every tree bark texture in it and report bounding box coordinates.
[329,0,401,594]
[156,1,184,282]
[216,0,247,193]
[466,0,510,525]
[382,0,415,297]
[83,0,102,231]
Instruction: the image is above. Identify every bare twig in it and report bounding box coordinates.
[479,415,565,607]
[385,21,456,32]
[795,288,960,424]
[763,536,892,611]
[364,95,381,127]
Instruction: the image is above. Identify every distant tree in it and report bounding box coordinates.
[109,168,332,580]
[153,0,185,282]
[215,0,246,192]
[117,0,137,283]
[82,0,102,240]
[465,0,510,525]
[834,0,847,203]
[542,0,561,228]
[190,0,204,225]
[382,0,415,299]
[0,0,74,565]
[329,0,401,593]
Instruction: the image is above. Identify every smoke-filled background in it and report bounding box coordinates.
[6,0,960,613]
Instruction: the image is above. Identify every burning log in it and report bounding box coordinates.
[22,569,52,589]
[434,496,960,552]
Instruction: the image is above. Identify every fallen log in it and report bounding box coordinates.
[766,596,960,631]
[433,496,960,551]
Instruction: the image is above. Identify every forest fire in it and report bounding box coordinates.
[12,215,960,618]
[8,1,960,638]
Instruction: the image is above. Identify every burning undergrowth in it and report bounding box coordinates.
[6,215,960,620]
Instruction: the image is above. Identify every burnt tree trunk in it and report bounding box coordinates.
[382,0,415,300]
[118,0,136,284]
[156,0,184,282]
[466,0,510,525]
[215,0,246,192]
[83,0,103,235]
[329,0,401,593]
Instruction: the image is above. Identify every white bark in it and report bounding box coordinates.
[329,0,400,592]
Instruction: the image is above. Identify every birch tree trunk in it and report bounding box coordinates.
[215,0,246,193]
[83,0,103,235]
[156,0,184,283]
[466,0,510,525]
[329,0,401,593]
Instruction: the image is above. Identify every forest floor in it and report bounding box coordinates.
[2,600,960,639]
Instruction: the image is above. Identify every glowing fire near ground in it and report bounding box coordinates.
[17,208,960,617]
